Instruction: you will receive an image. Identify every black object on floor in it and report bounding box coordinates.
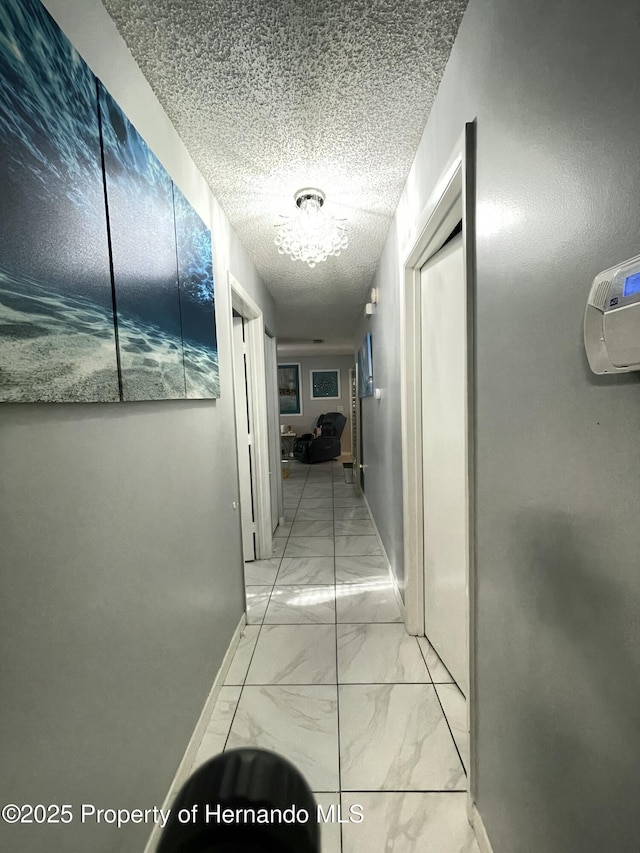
[157,748,320,853]
[294,412,347,464]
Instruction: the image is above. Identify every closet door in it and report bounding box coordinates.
[421,233,468,696]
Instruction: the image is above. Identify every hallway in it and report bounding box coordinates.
[4,1,640,850]
[190,460,477,852]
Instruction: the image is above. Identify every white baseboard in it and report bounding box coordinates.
[143,613,246,853]
[363,494,406,622]
[469,802,494,853]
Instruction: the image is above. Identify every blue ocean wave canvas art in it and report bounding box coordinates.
[98,82,186,401]
[357,333,373,398]
[0,0,221,403]
[0,0,119,401]
[173,185,219,399]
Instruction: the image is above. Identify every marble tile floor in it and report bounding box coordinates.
[191,460,479,853]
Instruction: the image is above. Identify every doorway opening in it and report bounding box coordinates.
[231,310,256,562]
[228,272,277,563]
[420,229,467,694]
[400,123,477,809]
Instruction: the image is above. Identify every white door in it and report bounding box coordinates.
[232,314,255,562]
[421,232,468,696]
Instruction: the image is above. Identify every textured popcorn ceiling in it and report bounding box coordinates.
[102,0,468,345]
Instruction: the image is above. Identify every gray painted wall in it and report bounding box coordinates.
[354,276,405,596]
[365,0,640,850]
[278,354,354,454]
[0,2,275,851]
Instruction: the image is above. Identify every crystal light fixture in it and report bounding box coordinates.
[274,188,348,268]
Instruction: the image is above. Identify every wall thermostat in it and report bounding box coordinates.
[584,253,640,374]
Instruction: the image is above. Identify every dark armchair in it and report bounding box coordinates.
[293,412,347,464]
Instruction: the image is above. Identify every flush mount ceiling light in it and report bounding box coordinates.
[274,188,348,268]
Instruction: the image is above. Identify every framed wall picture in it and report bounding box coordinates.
[278,363,302,415]
[357,333,374,398]
[310,369,341,400]
[0,0,221,403]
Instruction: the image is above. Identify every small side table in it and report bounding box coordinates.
[280,432,296,459]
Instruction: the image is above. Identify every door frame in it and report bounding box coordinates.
[420,231,468,696]
[231,313,256,561]
[264,330,284,529]
[399,123,477,798]
[228,271,273,560]
[350,366,363,495]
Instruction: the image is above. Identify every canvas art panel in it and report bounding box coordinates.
[173,184,219,399]
[357,333,373,398]
[0,0,119,402]
[98,83,186,402]
[310,369,340,399]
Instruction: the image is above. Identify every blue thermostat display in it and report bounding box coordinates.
[623,270,640,297]
[586,252,640,374]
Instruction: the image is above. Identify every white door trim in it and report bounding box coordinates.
[228,272,273,561]
[351,365,363,496]
[264,331,284,530]
[399,123,477,801]
[231,315,256,561]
